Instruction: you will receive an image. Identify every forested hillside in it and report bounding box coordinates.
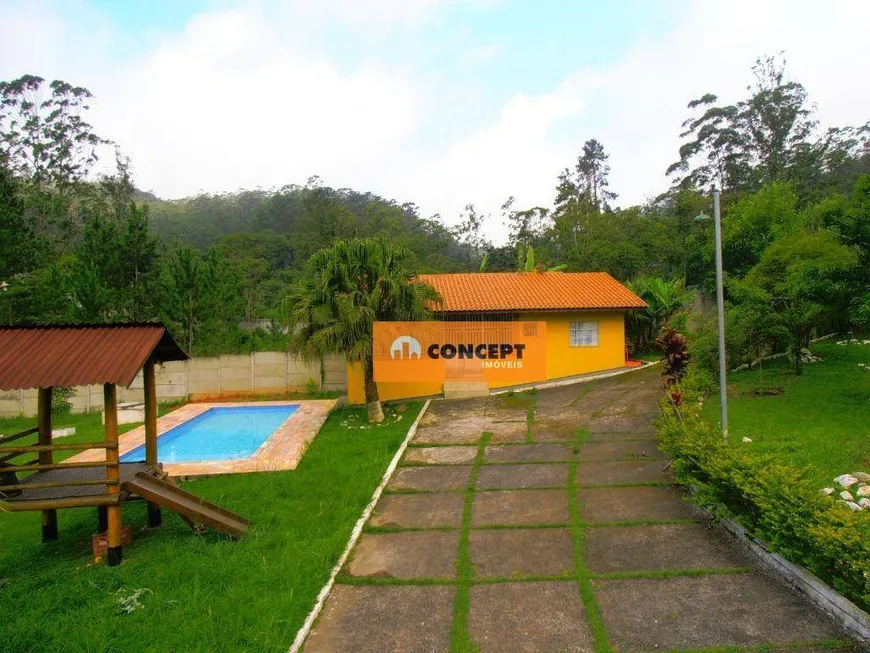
[1,56,868,361]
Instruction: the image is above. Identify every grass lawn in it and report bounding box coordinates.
[0,401,422,653]
[700,340,870,488]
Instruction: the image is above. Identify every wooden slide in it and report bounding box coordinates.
[123,472,250,538]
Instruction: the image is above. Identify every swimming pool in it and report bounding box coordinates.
[120,405,299,464]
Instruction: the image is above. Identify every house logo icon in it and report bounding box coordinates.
[390,335,422,360]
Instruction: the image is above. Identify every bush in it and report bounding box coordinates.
[688,318,719,376]
[51,387,75,416]
[658,366,870,611]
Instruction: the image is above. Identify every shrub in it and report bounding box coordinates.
[658,367,870,611]
[51,387,75,416]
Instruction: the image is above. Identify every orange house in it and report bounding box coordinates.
[347,271,646,404]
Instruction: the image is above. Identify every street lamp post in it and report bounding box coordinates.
[695,188,728,439]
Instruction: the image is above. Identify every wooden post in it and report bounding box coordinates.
[104,383,123,566]
[143,359,161,528]
[37,387,58,542]
[97,505,108,533]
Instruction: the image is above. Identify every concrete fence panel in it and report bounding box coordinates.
[0,352,348,418]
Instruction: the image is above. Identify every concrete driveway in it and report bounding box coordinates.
[303,366,856,652]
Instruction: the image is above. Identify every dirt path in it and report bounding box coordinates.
[303,367,855,652]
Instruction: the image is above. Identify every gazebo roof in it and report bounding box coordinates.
[0,323,188,391]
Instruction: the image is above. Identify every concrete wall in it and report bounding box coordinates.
[0,353,348,417]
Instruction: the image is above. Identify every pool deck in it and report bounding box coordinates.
[68,400,336,478]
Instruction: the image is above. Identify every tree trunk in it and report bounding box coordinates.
[363,356,384,423]
[794,337,803,376]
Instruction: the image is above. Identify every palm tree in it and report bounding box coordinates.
[287,238,440,423]
[627,276,695,350]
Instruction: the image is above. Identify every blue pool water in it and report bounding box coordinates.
[120,405,299,464]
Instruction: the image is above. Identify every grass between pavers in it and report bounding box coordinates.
[577,481,671,489]
[494,390,537,443]
[450,432,490,653]
[0,401,422,653]
[568,426,614,653]
[699,341,870,487]
[587,567,751,581]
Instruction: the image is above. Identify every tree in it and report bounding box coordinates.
[666,93,749,191]
[556,139,617,212]
[0,75,107,191]
[576,139,617,211]
[504,198,549,247]
[160,247,209,353]
[668,55,817,192]
[744,231,858,374]
[722,182,801,276]
[0,160,31,280]
[287,238,440,422]
[0,75,109,255]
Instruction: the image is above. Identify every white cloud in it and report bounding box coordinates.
[404,0,870,241]
[98,7,420,197]
[1,0,868,245]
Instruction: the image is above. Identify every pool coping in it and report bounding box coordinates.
[67,399,337,478]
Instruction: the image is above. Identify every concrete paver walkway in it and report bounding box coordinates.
[304,367,857,652]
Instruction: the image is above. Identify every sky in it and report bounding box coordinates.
[1,0,869,242]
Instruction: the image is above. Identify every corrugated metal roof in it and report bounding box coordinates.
[0,323,188,391]
[417,271,646,313]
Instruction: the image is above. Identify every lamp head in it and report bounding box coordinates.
[694,213,710,222]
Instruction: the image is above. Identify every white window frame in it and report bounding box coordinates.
[569,321,599,347]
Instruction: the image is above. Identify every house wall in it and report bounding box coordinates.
[0,352,348,418]
[526,310,626,380]
[347,310,627,404]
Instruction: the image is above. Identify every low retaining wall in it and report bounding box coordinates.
[720,517,870,645]
[0,352,348,417]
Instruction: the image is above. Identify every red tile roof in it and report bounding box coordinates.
[417,272,646,313]
[0,323,188,391]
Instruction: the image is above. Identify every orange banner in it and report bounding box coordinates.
[373,321,547,385]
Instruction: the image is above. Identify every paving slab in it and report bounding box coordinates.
[404,445,478,465]
[486,420,531,444]
[589,413,657,433]
[388,465,473,491]
[585,523,752,573]
[476,463,570,489]
[578,486,700,524]
[472,489,570,526]
[413,413,527,444]
[576,460,672,486]
[484,443,576,464]
[577,440,665,462]
[469,581,593,652]
[304,585,454,653]
[348,531,459,579]
[532,383,587,409]
[470,528,574,578]
[370,492,465,529]
[484,399,532,423]
[594,573,843,651]
[532,418,583,443]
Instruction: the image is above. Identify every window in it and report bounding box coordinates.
[570,321,599,347]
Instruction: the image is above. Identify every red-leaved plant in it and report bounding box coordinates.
[656,328,691,404]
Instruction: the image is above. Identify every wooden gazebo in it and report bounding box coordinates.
[0,323,188,565]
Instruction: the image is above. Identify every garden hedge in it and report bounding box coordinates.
[657,368,870,612]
